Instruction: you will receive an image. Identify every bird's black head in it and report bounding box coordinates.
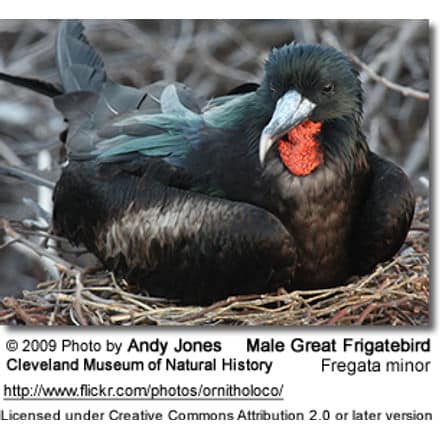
[257,43,363,167]
[261,43,362,120]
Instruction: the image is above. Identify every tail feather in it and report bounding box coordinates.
[0,72,62,97]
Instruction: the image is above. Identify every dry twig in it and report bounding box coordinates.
[350,54,429,101]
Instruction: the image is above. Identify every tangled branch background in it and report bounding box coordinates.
[0,20,429,325]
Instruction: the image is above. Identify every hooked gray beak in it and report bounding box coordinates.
[259,90,316,166]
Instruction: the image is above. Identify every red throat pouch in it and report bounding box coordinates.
[277,120,323,176]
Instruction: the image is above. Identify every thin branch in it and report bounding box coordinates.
[73,272,88,326]
[350,53,429,100]
[404,117,430,176]
[0,163,56,189]
[0,218,79,273]
[0,140,25,166]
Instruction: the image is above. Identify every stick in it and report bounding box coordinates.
[0,218,79,273]
[350,54,429,100]
[0,140,25,166]
[0,163,56,189]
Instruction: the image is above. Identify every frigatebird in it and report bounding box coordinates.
[0,20,415,304]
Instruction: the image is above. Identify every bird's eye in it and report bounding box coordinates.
[322,83,335,94]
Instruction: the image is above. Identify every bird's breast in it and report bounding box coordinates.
[275,163,362,289]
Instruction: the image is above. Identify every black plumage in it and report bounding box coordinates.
[0,20,415,305]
